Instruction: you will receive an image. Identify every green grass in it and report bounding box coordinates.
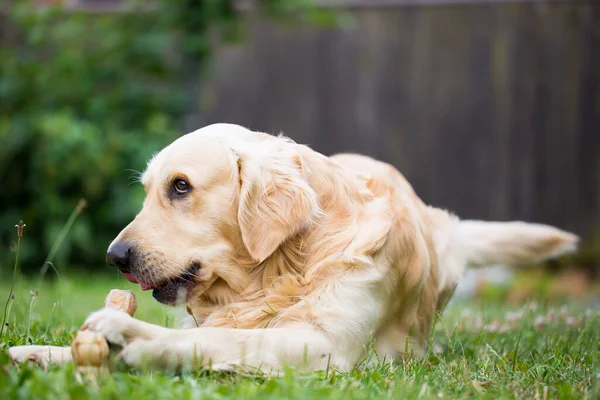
[0,275,598,399]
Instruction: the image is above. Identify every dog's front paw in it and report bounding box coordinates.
[82,308,145,347]
[8,345,73,367]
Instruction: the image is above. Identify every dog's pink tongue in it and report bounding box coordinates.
[139,281,155,291]
[122,272,155,290]
[122,272,139,284]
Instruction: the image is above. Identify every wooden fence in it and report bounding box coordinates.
[198,0,600,238]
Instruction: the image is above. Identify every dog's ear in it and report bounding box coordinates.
[236,145,320,263]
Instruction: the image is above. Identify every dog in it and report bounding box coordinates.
[9,123,578,372]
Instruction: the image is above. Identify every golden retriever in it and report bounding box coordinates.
[9,123,578,373]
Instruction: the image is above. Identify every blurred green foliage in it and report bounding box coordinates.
[0,0,339,274]
[0,1,182,273]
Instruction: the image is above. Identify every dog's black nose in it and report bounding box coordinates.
[106,241,132,271]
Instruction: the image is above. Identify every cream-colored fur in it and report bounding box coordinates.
[9,123,578,373]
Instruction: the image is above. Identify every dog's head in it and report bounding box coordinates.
[106,124,320,305]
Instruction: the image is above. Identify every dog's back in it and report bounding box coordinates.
[331,153,578,294]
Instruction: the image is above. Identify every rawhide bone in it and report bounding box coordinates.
[71,289,137,374]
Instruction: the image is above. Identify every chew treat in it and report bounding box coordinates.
[104,289,137,316]
[71,331,110,375]
[71,289,138,375]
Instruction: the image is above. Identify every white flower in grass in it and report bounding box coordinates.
[534,316,547,330]
[505,310,523,323]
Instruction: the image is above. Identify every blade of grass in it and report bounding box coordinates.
[39,199,86,278]
[0,220,25,339]
[42,302,57,340]
[26,290,38,344]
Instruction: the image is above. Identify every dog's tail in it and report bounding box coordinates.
[457,220,579,268]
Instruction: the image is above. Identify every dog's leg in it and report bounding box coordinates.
[82,308,340,374]
[122,325,339,374]
[9,345,72,367]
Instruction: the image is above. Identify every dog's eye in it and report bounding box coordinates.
[174,180,189,195]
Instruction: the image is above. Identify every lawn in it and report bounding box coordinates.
[0,274,598,399]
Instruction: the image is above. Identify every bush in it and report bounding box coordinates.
[0,2,183,273]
